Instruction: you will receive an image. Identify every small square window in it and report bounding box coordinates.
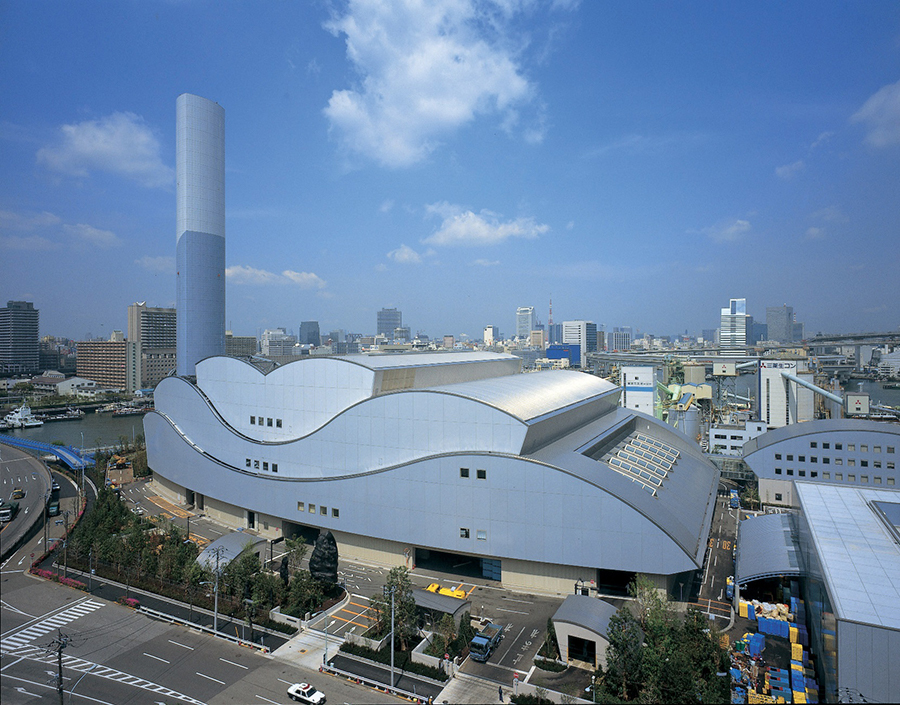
[332,508,339,518]
[799,455,806,462]
[810,457,817,463]
[775,468,782,475]
[861,460,868,467]
[267,417,273,427]
[477,469,487,480]
[823,472,830,480]
[823,442,830,450]
[787,455,794,461]
[835,473,843,481]
[848,459,856,467]
[276,419,283,428]
[298,502,305,512]
[888,477,895,486]
[272,463,278,473]
[254,460,260,469]
[775,453,782,461]
[889,462,896,470]
[874,461,882,469]
[847,444,855,452]
[309,504,316,513]
[246,458,251,468]
[476,530,487,541]
[787,469,794,476]
[888,447,895,453]
[799,470,806,477]
[460,528,470,539]
[320,506,327,515]
[860,444,868,453]
[811,471,818,478]
[848,474,856,482]
[823,457,830,465]
[263,462,269,471]
[775,493,783,502]
[810,441,817,448]
[874,476,882,484]
[460,468,469,478]
[835,458,843,465]
[861,475,868,483]
[836,443,843,450]
[250,416,256,425]
[874,446,881,453]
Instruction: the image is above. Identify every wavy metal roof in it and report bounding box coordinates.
[429,369,617,422]
[736,513,802,584]
[341,350,520,370]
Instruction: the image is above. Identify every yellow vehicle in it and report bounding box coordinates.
[425,583,467,599]
[11,487,25,500]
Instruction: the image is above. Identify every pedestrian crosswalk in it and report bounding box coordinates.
[0,598,105,651]
[3,644,205,705]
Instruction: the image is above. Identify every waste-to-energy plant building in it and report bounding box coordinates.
[147,93,720,594]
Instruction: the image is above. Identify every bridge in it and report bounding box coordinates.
[0,434,94,470]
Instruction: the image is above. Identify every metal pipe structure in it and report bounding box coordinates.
[779,371,844,405]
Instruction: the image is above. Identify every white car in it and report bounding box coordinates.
[287,682,326,704]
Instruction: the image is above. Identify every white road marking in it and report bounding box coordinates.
[255,696,280,704]
[501,597,533,604]
[143,653,170,664]
[168,639,194,650]
[497,607,528,615]
[220,657,248,669]
[196,672,226,685]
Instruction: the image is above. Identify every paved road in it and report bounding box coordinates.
[1,444,52,558]
[694,491,739,620]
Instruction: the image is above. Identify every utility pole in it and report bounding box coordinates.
[50,629,69,705]
[62,510,71,579]
[383,584,396,688]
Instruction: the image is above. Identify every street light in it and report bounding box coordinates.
[383,584,396,688]
[200,545,225,633]
[323,618,335,665]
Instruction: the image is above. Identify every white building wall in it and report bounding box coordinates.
[621,366,655,415]
[758,360,815,428]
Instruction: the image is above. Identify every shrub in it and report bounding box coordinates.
[533,657,567,672]
[118,597,141,609]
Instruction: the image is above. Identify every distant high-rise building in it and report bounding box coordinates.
[766,305,793,344]
[720,298,750,355]
[483,325,500,346]
[225,331,257,357]
[299,321,321,346]
[176,93,226,377]
[562,320,597,367]
[128,302,177,388]
[443,335,455,349]
[749,321,768,346]
[609,327,633,352]
[327,329,346,344]
[758,360,815,428]
[516,306,536,339]
[261,329,297,357]
[76,339,127,389]
[377,308,402,339]
[0,301,40,374]
[792,321,805,343]
[547,323,563,345]
[529,330,545,349]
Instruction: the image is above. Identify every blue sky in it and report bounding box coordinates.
[2,1,898,342]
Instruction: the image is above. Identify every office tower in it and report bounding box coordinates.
[720,298,749,355]
[766,305,793,344]
[225,331,258,356]
[792,321,804,342]
[529,330,545,349]
[328,329,346,344]
[562,320,597,367]
[0,301,40,374]
[377,308,402,339]
[76,339,127,389]
[261,329,297,357]
[394,326,411,342]
[128,302,177,388]
[516,306,536,339]
[483,325,500,346]
[749,321,768,346]
[547,323,562,345]
[758,360,815,428]
[610,327,633,352]
[299,321,321,346]
[176,93,225,377]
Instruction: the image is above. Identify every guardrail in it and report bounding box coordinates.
[319,661,435,704]
[138,605,271,654]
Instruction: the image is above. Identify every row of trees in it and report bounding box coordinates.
[594,575,730,703]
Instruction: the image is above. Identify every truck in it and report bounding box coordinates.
[0,500,20,522]
[730,489,740,509]
[468,621,503,662]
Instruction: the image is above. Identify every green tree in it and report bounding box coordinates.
[285,570,324,618]
[284,536,308,573]
[370,566,418,649]
[601,607,644,702]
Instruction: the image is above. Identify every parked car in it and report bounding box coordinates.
[287,682,326,704]
[11,487,25,500]
[51,479,60,492]
[48,499,60,517]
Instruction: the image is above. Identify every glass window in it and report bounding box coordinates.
[775,453,782,460]
[823,442,830,449]
[847,444,855,451]
[888,462,895,470]
[823,472,830,480]
[888,447,895,453]
[476,530,487,540]
[787,455,794,461]
[320,506,327,515]
[799,470,806,477]
[835,458,843,465]
[787,469,794,476]
[811,457,817,463]
[799,455,806,462]
[811,471,817,478]
[861,460,868,467]
[272,463,278,473]
[861,475,868,483]
[460,528,470,539]
[263,462,268,471]
[297,502,304,512]
[874,446,880,453]
[836,443,842,450]
[835,473,843,481]
[810,441,817,448]
[254,460,260,469]
[848,474,856,482]
[875,461,882,469]
[775,468,782,475]
[874,476,882,484]
[460,468,469,478]
[332,508,339,518]
[477,469,487,480]
[267,417,273,427]
[250,416,255,425]
[823,457,830,464]
[246,458,251,468]
[860,445,868,452]
[848,459,856,467]
[775,493,782,502]
[888,478,895,486]
[309,504,316,513]
[276,419,282,428]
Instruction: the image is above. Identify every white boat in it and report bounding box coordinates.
[3,404,44,429]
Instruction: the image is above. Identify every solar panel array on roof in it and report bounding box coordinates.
[602,432,680,496]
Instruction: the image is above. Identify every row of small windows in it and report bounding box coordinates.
[714,434,746,441]
[459,527,487,540]
[775,456,894,469]
[805,442,894,453]
[246,458,278,473]
[250,416,283,428]
[297,501,340,519]
[774,467,895,485]
[460,468,487,479]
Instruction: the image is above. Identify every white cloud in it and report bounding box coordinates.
[851,79,900,147]
[379,199,395,213]
[282,270,327,288]
[387,244,422,264]
[136,255,176,273]
[805,227,825,240]
[471,258,500,266]
[810,131,834,150]
[0,209,62,230]
[0,234,55,251]
[423,201,549,246]
[225,265,282,285]
[702,219,751,244]
[37,111,174,187]
[775,160,804,179]
[64,223,121,248]
[323,0,537,167]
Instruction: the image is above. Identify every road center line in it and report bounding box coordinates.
[196,672,226,685]
[143,653,170,664]
[501,597,533,604]
[277,677,294,686]
[220,657,248,669]
[168,639,194,650]
[496,607,529,615]
[255,696,280,704]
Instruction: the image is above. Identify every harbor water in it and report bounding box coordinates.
[1,411,148,449]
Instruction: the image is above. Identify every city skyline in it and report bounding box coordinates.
[2,2,899,341]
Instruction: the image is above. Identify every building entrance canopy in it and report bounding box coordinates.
[736,513,802,584]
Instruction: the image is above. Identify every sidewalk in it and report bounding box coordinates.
[435,671,505,704]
